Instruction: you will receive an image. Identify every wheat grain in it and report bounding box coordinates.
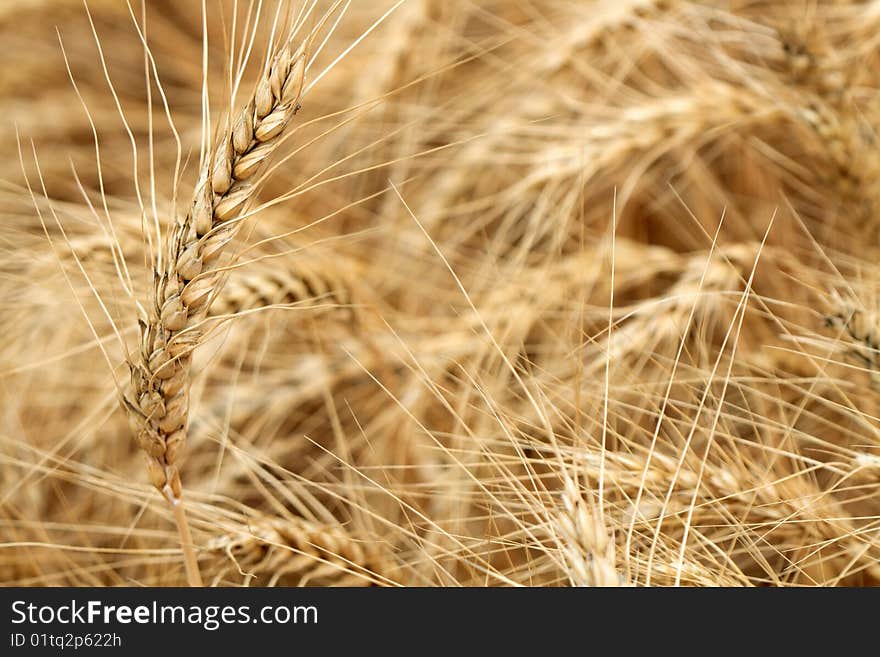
[205,515,392,586]
[554,473,625,587]
[119,24,316,587]
[210,255,358,318]
[824,293,880,387]
[123,37,309,494]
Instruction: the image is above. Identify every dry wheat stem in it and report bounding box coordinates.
[121,29,313,587]
[555,473,624,586]
[205,515,391,586]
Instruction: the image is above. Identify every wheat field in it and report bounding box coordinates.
[3,0,880,587]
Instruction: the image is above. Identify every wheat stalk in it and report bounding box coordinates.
[824,292,880,388]
[210,256,357,318]
[205,515,392,586]
[554,473,624,587]
[121,28,314,587]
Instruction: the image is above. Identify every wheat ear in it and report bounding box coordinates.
[122,34,311,587]
[555,474,624,587]
[206,515,392,586]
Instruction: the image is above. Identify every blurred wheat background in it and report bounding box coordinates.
[3,0,880,586]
